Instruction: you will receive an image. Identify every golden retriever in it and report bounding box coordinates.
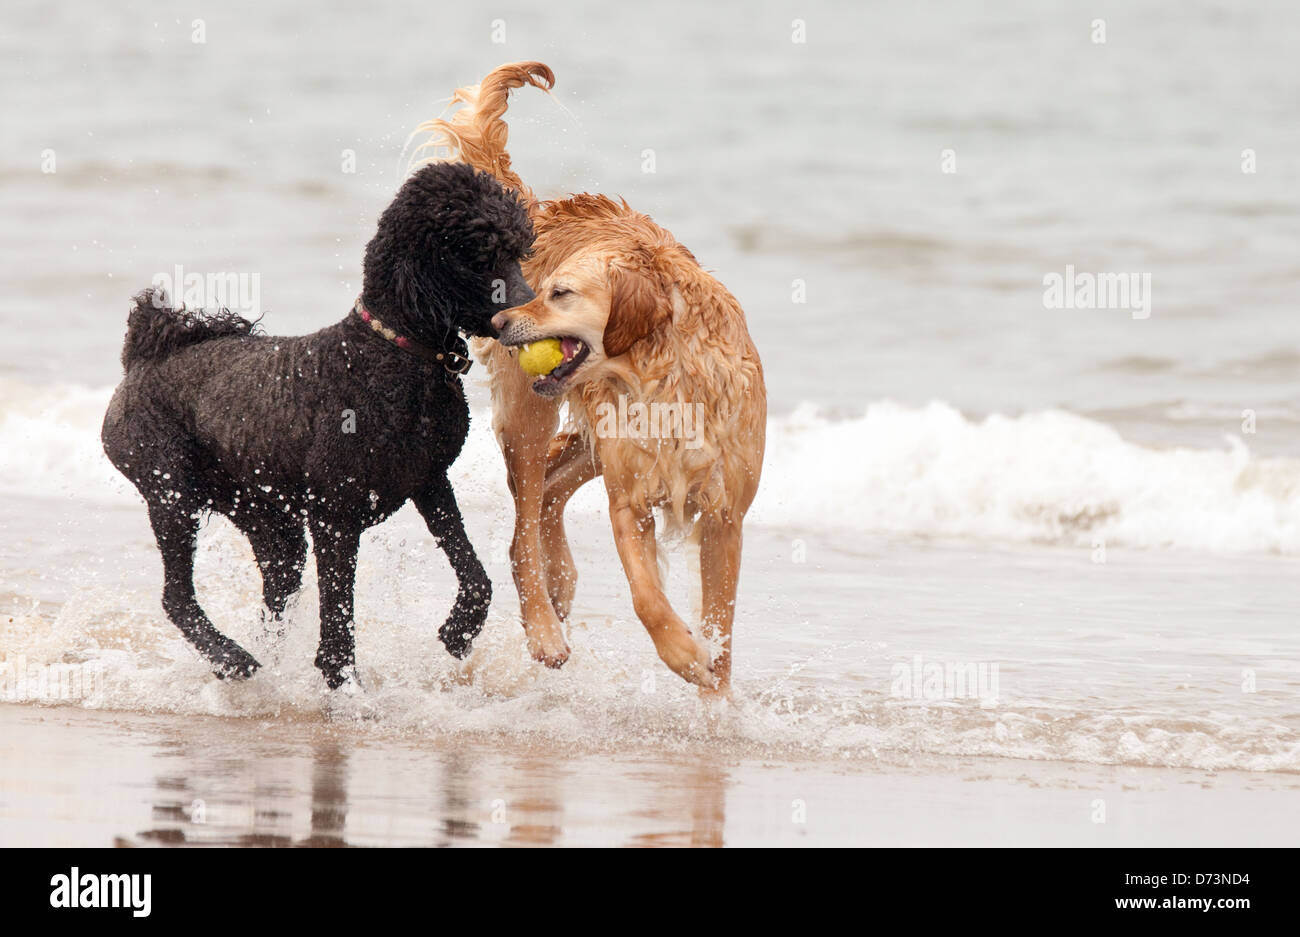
[418,63,766,694]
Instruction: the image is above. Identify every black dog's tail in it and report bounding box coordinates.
[121,287,255,370]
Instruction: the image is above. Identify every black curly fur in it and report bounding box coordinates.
[121,295,258,370]
[101,162,534,688]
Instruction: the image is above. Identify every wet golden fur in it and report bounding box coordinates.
[417,63,766,692]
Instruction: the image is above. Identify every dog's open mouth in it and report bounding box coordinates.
[527,337,590,396]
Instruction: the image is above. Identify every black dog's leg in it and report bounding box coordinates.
[311,521,362,689]
[414,476,492,658]
[146,500,261,679]
[236,513,308,630]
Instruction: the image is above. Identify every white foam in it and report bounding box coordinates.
[0,380,133,503]
[750,400,1300,554]
[4,541,1297,774]
[6,381,1296,555]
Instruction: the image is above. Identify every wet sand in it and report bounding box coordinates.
[2,704,1296,847]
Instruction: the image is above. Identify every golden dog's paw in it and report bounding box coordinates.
[698,681,733,705]
[698,683,735,732]
[525,626,571,669]
[659,632,718,689]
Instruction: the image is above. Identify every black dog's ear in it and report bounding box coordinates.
[393,255,436,319]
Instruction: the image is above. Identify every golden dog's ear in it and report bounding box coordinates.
[603,256,668,358]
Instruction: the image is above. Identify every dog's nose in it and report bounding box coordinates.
[490,311,510,333]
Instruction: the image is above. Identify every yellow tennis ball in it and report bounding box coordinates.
[518,338,564,377]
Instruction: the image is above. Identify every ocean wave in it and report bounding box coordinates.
[755,401,1300,553]
[1,381,1298,554]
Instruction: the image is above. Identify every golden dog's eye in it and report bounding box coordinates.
[550,287,571,300]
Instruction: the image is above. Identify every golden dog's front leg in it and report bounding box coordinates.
[492,352,570,667]
[540,432,601,621]
[698,516,744,700]
[608,498,716,689]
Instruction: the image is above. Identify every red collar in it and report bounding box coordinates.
[352,296,472,375]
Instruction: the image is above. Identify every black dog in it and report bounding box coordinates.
[101,162,533,689]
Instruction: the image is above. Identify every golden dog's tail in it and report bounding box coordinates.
[413,61,555,207]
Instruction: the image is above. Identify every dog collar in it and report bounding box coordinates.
[352,297,473,376]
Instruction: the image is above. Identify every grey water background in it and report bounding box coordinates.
[2,0,1297,453]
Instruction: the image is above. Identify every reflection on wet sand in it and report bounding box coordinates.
[134,735,352,847]
[106,714,732,847]
[6,705,1298,847]
[497,757,563,847]
[301,740,348,847]
[627,760,727,848]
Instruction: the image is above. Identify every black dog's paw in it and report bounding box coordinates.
[258,608,287,644]
[209,639,261,681]
[324,665,364,696]
[439,592,489,659]
[314,649,357,690]
[439,617,481,659]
